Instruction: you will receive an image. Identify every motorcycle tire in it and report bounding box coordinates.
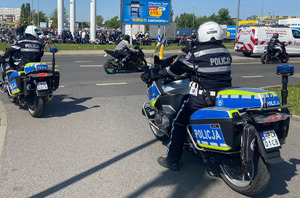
[7,93,16,104]
[219,151,271,196]
[149,122,169,141]
[281,53,289,63]
[261,53,270,64]
[104,59,118,74]
[136,58,147,72]
[28,96,46,118]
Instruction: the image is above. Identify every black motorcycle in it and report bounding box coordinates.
[261,44,289,64]
[103,46,147,74]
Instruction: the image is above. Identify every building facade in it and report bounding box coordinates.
[0,8,21,23]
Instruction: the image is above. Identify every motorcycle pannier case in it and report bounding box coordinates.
[189,107,243,151]
[52,69,60,90]
[8,71,25,95]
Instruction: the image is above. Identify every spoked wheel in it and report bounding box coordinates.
[219,153,271,196]
[149,122,169,141]
[28,96,46,117]
[104,59,118,74]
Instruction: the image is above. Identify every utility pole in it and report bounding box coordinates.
[235,0,240,40]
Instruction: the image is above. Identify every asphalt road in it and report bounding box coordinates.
[0,54,299,198]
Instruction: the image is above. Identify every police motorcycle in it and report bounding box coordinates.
[261,44,289,64]
[103,45,147,74]
[0,43,60,117]
[140,37,294,196]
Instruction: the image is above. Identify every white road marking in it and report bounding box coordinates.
[75,61,92,63]
[80,65,103,67]
[292,74,300,78]
[59,85,65,88]
[96,82,127,86]
[241,75,264,78]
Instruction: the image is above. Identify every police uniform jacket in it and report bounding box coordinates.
[165,42,232,91]
[4,39,44,68]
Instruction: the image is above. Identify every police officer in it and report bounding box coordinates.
[1,25,44,91]
[157,21,232,171]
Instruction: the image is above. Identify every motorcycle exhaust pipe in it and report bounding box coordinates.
[46,94,54,102]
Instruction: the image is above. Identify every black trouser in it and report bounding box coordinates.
[167,93,216,161]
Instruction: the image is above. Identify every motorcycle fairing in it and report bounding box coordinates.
[147,82,161,107]
[24,62,48,74]
[216,88,281,109]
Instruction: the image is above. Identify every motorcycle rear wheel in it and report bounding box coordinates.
[28,96,46,118]
[104,59,118,74]
[261,53,270,64]
[219,152,271,196]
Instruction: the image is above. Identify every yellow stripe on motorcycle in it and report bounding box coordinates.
[151,100,157,107]
[12,89,20,94]
[198,143,231,151]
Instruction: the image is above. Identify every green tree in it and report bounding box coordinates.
[20,3,31,24]
[49,8,69,29]
[31,10,48,26]
[105,16,120,29]
[96,15,104,26]
[217,8,235,25]
[247,15,258,20]
[175,13,194,28]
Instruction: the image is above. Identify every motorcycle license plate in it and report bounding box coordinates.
[260,130,280,149]
[37,82,48,91]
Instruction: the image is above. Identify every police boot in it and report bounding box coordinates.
[158,156,179,171]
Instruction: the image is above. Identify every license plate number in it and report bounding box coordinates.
[260,130,280,149]
[37,82,48,90]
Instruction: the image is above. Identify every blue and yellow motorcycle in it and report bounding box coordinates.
[1,47,60,117]
[140,38,293,196]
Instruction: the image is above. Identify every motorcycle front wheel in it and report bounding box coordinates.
[219,152,271,196]
[281,53,289,63]
[104,59,118,74]
[149,122,169,141]
[28,96,46,117]
[136,58,147,72]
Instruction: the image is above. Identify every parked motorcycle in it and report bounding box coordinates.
[140,38,294,196]
[261,44,289,64]
[103,46,147,74]
[0,45,60,117]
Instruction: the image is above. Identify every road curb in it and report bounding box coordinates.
[0,99,7,162]
[292,115,300,122]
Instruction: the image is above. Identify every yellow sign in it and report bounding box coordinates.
[149,9,162,17]
[227,32,230,37]
[238,20,258,26]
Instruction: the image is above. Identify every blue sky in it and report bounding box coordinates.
[1,0,300,22]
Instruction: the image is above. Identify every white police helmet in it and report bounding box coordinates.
[25,25,43,39]
[197,21,223,43]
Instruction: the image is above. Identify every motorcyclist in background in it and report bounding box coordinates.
[156,21,232,171]
[0,25,45,91]
[268,33,284,59]
[114,35,137,66]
